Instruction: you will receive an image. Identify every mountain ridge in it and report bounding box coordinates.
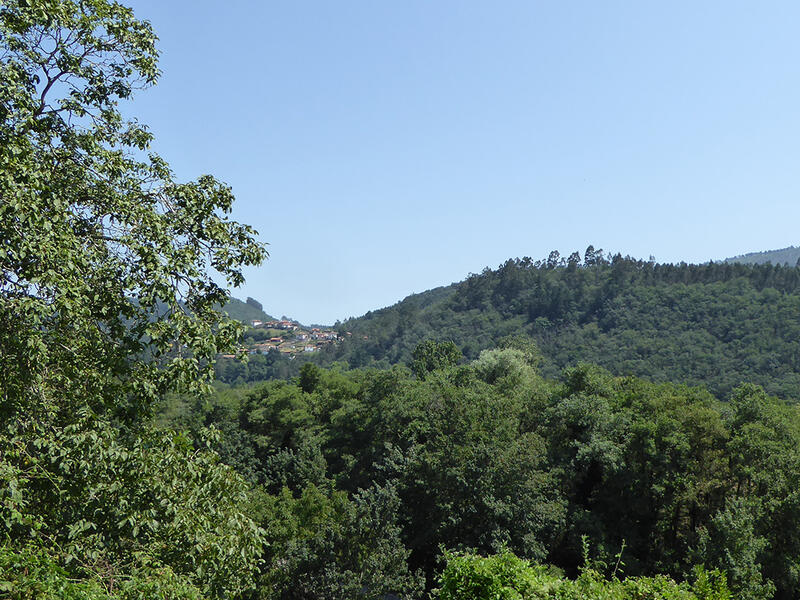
[313,251,800,400]
[220,248,800,401]
[725,245,800,266]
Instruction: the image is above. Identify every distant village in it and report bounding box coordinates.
[235,319,347,357]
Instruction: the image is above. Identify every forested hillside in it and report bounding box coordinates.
[725,246,800,266]
[224,296,275,323]
[166,348,798,599]
[7,1,800,599]
[301,249,800,400]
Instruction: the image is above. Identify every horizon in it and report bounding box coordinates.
[125,1,800,323]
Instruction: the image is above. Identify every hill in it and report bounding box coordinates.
[725,245,800,266]
[222,296,274,323]
[312,249,800,400]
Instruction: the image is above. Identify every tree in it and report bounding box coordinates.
[546,250,562,269]
[567,251,582,270]
[299,362,322,394]
[254,483,423,600]
[693,498,774,600]
[0,0,267,595]
[410,340,462,379]
[398,371,565,582]
[0,0,267,424]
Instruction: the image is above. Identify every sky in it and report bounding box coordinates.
[123,1,800,324]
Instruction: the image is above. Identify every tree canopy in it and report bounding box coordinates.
[0,0,267,596]
[0,0,266,423]
[176,349,800,599]
[6,2,800,599]
[316,252,800,400]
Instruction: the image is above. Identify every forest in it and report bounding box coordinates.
[327,252,800,403]
[222,252,800,402]
[158,349,800,600]
[2,1,799,599]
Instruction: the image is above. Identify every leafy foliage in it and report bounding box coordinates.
[251,483,423,600]
[322,251,800,399]
[0,0,266,424]
[0,544,204,600]
[185,353,800,598]
[436,549,731,600]
[0,0,266,597]
[410,339,462,379]
[1,416,264,596]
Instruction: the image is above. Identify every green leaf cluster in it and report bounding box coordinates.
[436,549,730,600]
[0,0,267,597]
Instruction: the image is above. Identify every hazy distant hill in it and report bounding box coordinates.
[314,252,800,400]
[223,297,274,323]
[725,245,800,266]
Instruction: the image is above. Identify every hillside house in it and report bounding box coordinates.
[311,331,337,340]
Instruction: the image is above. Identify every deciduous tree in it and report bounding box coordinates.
[0,0,267,595]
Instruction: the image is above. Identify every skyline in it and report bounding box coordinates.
[124,1,800,323]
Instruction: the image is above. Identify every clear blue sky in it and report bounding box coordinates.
[125,1,800,324]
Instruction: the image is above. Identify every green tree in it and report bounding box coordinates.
[299,362,322,394]
[247,296,264,311]
[399,371,565,581]
[0,0,266,425]
[410,340,462,379]
[0,0,267,595]
[693,498,774,600]
[253,483,423,600]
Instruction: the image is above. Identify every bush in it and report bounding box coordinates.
[435,550,731,600]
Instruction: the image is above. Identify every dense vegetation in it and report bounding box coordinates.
[160,349,800,599]
[6,1,800,599]
[437,550,731,600]
[0,0,266,596]
[300,251,800,400]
